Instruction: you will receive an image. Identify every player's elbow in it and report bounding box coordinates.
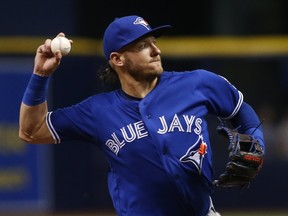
[19,127,55,144]
[19,129,35,143]
[18,128,42,144]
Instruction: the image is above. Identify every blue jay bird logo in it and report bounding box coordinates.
[133,17,150,30]
[180,135,207,173]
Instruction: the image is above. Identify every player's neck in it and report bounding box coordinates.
[120,77,159,99]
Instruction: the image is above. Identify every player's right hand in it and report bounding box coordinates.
[33,32,65,77]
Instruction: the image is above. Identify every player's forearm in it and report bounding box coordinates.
[230,102,262,133]
[19,73,53,144]
[230,101,265,152]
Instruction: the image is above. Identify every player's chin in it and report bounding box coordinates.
[151,68,163,77]
[144,68,163,80]
[151,63,164,73]
[145,62,164,76]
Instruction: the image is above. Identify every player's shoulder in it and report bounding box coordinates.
[164,69,215,75]
[162,69,218,80]
[79,90,119,108]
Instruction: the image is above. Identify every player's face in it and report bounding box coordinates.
[120,36,164,81]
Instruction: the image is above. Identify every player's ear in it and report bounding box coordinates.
[110,52,124,66]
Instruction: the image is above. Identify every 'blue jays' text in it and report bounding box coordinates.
[105,114,203,155]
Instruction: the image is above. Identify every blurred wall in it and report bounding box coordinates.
[0,0,288,213]
[1,0,288,37]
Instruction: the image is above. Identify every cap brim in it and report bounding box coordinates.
[148,25,172,38]
[122,25,171,50]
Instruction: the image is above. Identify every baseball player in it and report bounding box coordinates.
[19,15,265,216]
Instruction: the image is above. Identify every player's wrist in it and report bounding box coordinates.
[245,127,266,154]
[22,73,50,106]
[33,68,53,77]
[33,72,50,77]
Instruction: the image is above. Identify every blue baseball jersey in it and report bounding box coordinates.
[46,69,243,216]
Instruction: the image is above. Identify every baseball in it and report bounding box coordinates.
[51,36,71,55]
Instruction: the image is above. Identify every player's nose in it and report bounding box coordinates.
[151,44,161,56]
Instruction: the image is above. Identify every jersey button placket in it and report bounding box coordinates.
[141,100,151,119]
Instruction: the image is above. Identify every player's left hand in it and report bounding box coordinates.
[213,125,265,188]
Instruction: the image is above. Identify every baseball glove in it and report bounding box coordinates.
[213,125,265,188]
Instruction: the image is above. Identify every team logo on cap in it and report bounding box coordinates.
[133,17,150,30]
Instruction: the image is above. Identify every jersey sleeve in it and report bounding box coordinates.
[46,98,97,144]
[200,70,243,119]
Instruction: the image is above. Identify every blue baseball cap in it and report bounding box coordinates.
[103,15,171,60]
